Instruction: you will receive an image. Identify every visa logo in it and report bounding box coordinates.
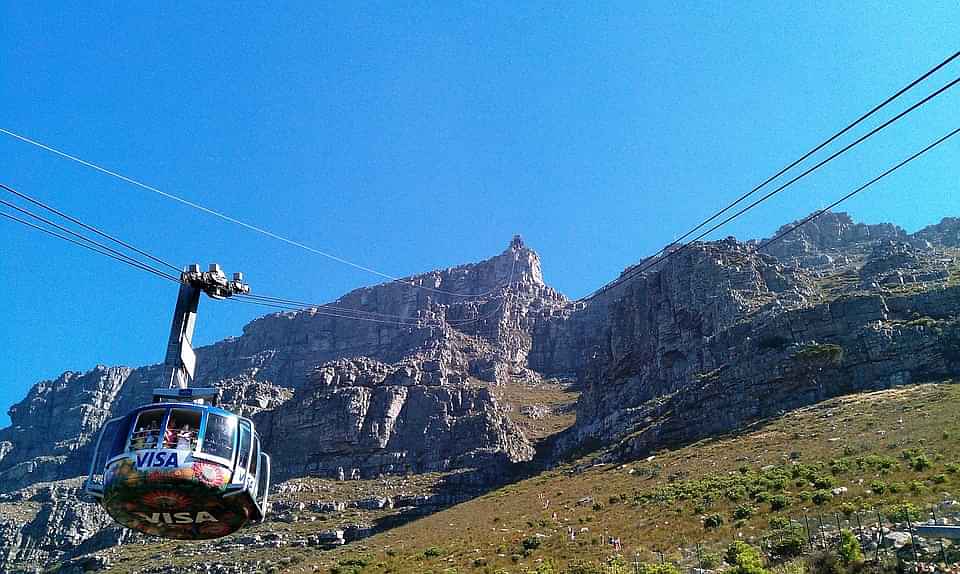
[133,511,219,524]
[135,451,179,469]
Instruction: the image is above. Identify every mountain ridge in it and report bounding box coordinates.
[1,211,958,571]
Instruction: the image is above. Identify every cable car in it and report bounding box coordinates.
[83,264,270,539]
[84,390,270,539]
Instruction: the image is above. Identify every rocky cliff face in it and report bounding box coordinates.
[262,355,534,480]
[0,239,558,489]
[0,478,131,570]
[1,214,958,572]
[551,212,960,459]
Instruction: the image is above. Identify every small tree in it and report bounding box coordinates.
[837,529,863,566]
[734,504,756,520]
[704,513,725,530]
[725,541,769,574]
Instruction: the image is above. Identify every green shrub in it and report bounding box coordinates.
[734,505,756,520]
[772,533,806,559]
[725,541,769,574]
[793,343,844,364]
[771,560,807,574]
[521,536,542,551]
[727,486,747,501]
[829,459,851,475]
[839,503,856,517]
[704,513,725,530]
[945,463,960,474]
[811,490,832,505]
[933,474,948,484]
[566,561,606,574]
[423,547,444,558]
[886,503,920,522]
[700,552,723,569]
[806,551,841,574]
[868,480,886,495]
[526,561,557,574]
[811,475,837,489]
[837,529,863,565]
[769,516,791,530]
[860,454,896,473]
[638,564,680,574]
[771,494,791,511]
[332,557,369,574]
[911,454,932,471]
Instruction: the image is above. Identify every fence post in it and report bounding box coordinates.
[818,513,827,548]
[835,512,843,548]
[804,513,813,550]
[856,510,865,544]
[905,514,920,573]
[875,511,884,563]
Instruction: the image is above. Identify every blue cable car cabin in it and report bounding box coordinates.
[84,402,271,539]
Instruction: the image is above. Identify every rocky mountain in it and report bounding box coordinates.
[0,214,958,572]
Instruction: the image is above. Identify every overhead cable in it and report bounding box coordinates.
[233,289,512,327]
[0,183,182,273]
[1,181,518,327]
[758,126,960,251]
[585,72,960,300]
[0,196,182,283]
[0,127,513,299]
[645,50,959,267]
[235,256,519,326]
[0,209,181,283]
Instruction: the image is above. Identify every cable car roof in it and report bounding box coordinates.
[127,402,247,421]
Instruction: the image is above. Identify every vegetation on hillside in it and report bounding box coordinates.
[98,381,960,574]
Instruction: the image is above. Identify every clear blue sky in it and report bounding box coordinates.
[1,3,957,426]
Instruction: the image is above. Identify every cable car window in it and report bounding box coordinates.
[91,418,122,485]
[163,409,201,450]
[257,453,270,508]
[129,409,165,451]
[108,414,134,458]
[237,422,251,475]
[201,413,236,460]
[250,435,260,481]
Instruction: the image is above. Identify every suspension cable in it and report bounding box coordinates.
[0,127,514,299]
[0,183,182,273]
[0,197,182,282]
[644,51,959,267]
[0,209,181,283]
[757,126,959,252]
[585,73,960,300]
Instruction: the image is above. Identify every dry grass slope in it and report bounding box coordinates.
[98,380,960,574]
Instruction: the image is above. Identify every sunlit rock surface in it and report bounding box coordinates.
[1,214,958,570]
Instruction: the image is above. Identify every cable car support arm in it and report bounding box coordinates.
[157,264,249,401]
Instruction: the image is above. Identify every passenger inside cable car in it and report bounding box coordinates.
[162,408,201,450]
[130,410,164,450]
